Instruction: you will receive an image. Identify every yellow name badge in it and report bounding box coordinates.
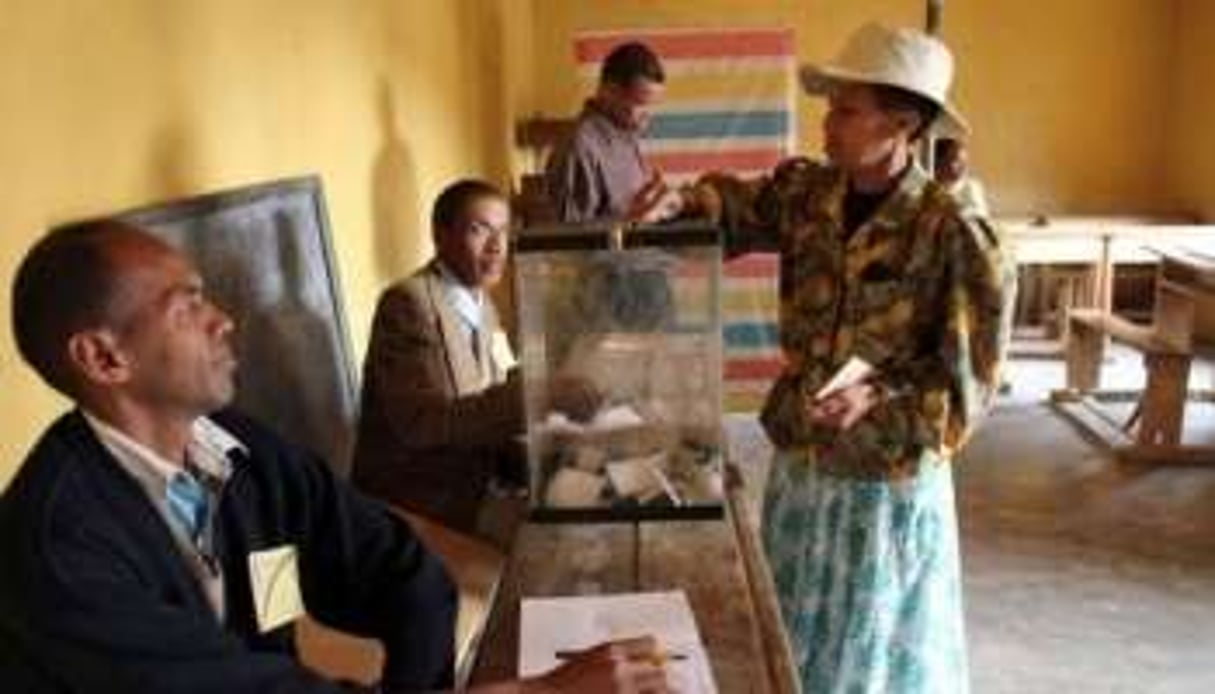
[248,545,305,633]
[490,329,518,371]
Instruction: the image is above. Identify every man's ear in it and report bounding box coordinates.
[66,330,132,387]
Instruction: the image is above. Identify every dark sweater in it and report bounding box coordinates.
[0,409,456,693]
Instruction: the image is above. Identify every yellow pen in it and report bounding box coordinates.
[554,649,688,664]
[640,650,688,666]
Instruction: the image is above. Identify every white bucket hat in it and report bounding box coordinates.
[800,22,968,135]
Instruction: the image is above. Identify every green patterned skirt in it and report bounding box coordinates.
[762,449,969,694]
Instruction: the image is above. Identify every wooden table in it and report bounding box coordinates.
[297,464,797,692]
[468,470,798,693]
[1006,218,1215,352]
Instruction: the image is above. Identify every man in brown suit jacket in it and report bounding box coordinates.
[352,180,524,534]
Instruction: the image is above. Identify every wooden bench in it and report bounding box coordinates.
[1053,248,1215,463]
[1063,308,1191,447]
[1042,264,1100,342]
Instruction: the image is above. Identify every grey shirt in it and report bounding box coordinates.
[545,99,648,223]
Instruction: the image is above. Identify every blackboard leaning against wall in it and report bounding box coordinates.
[56,176,359,476]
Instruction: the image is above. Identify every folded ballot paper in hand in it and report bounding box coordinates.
[520,590,717,694]
[813,355,875,401]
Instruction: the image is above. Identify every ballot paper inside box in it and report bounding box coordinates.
[514,223,725,522]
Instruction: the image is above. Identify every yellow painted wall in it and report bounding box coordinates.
[948,0,1175,216]
[528,0,1177,216]
[1168,0,1215,220]
[0,0,531,488]
[3,0,1208,488]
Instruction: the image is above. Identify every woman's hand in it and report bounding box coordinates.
[808,382,880,430]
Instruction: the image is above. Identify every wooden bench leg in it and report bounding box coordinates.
[1136,352,1191,446]
[1066,321,1104,392]
[1049,277,1075,341]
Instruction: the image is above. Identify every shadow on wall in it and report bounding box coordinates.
[371,78,423,281]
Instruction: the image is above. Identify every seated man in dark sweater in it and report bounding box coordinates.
[0,220,668,693]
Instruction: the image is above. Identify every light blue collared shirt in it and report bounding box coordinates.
[82,412,246,620]
[436,260,486,343]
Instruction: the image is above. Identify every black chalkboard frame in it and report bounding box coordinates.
[61,175,359,475]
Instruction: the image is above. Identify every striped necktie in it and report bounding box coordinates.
[167,470,210,545]
[470,326,482,365]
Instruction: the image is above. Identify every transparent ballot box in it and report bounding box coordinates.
[514,223,724,521]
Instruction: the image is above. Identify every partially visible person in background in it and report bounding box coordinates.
[934,136,991,217]
[546,41,681,224]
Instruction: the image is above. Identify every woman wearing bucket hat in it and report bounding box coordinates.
[682,23,1014,693]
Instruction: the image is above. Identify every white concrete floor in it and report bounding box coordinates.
[726,344,1215,693]
[960,347,1215,693]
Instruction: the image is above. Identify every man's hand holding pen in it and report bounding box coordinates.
[522,635,672,693]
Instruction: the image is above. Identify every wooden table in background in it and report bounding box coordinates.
[1053,246,1215,463]
[1005,218,1215,355]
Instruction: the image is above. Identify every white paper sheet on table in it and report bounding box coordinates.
[519,590,718,694]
